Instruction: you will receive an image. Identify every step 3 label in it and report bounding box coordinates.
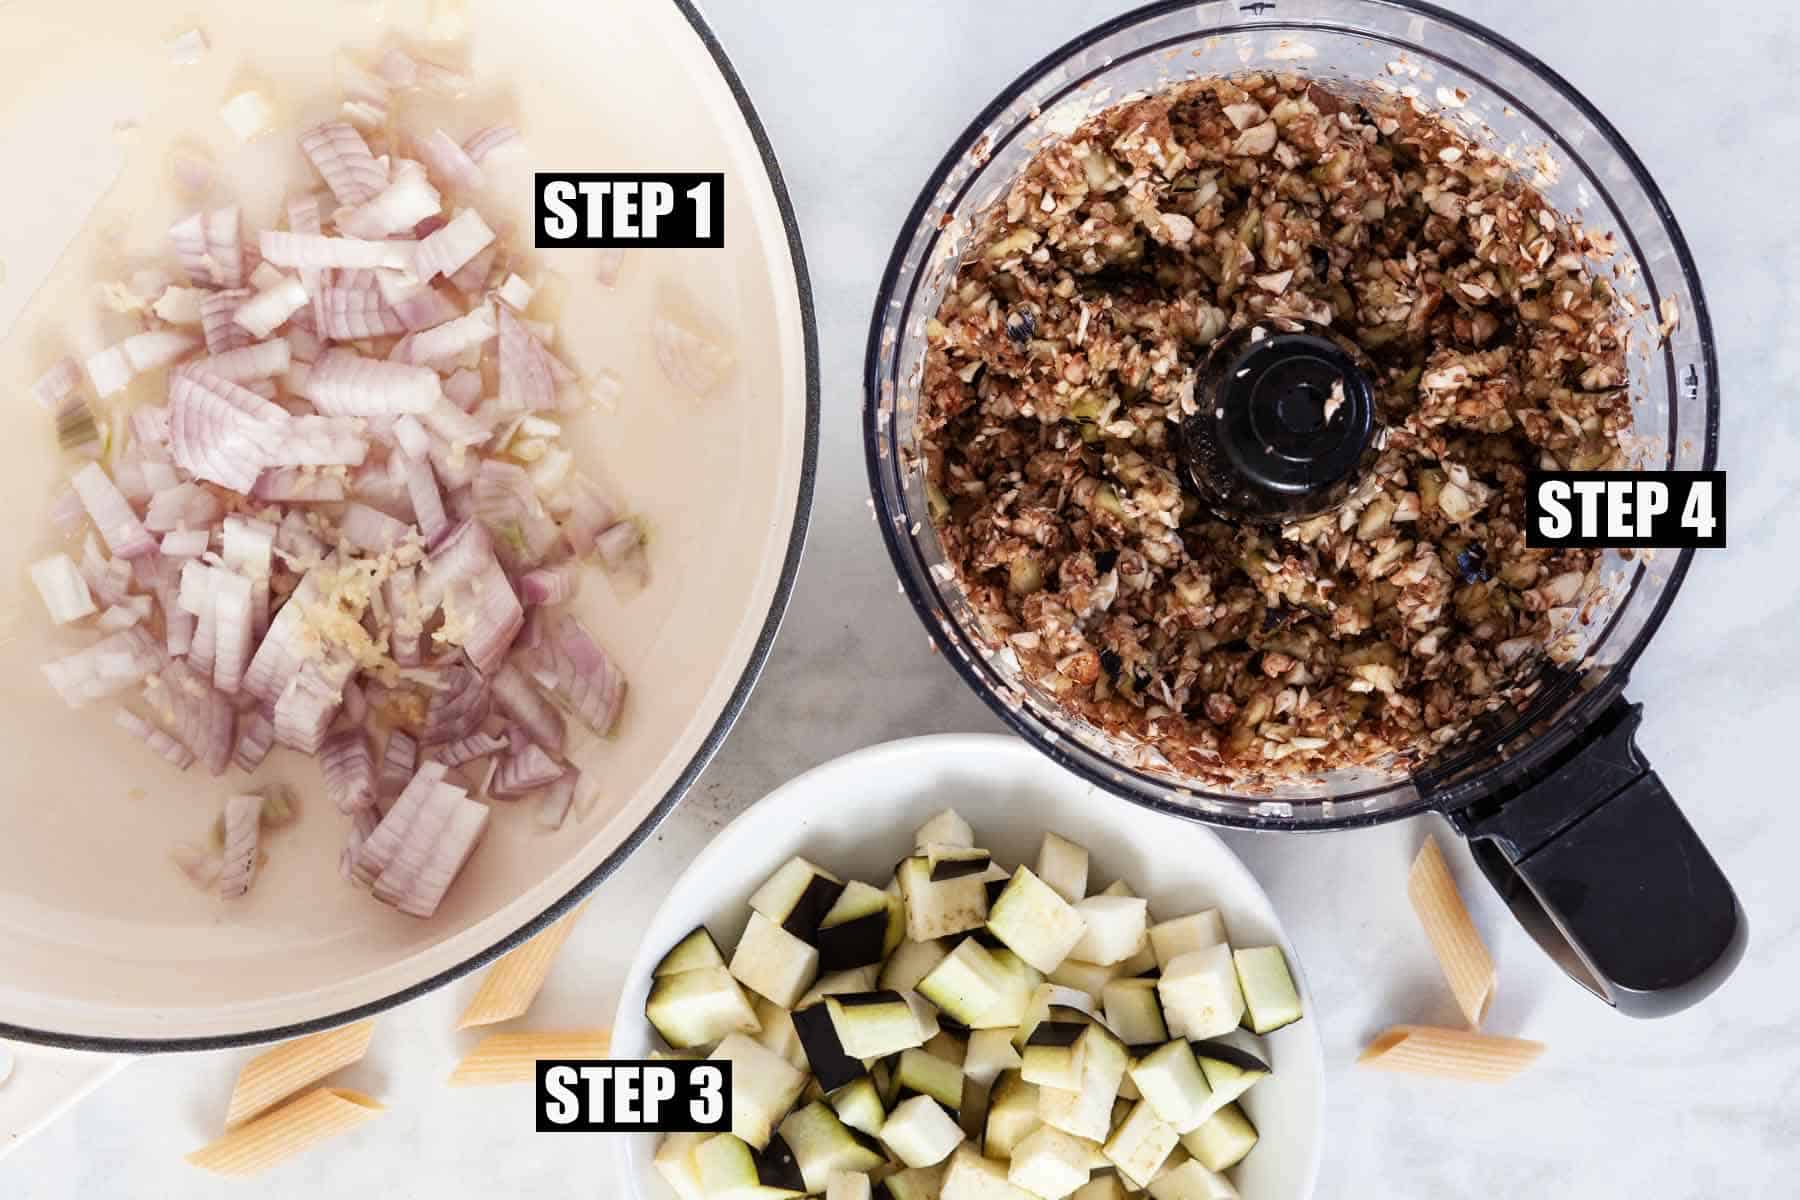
[1525,471,1725,549]
[535,173,724,249]
[535,1059,730,1133]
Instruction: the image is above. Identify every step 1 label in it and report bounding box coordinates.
[1525,470,1725,549]
[535,173,724,249]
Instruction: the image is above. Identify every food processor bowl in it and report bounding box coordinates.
[865,0,1740,1014]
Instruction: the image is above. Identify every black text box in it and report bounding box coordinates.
[535,1059,731,1133]
[1525,470,1725,549]
[535,173,724,249]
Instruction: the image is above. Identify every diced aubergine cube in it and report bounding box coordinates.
[654,1132,710,1200]
[1047,958,1122,997]
[942,1144,1031,1200]
[1180,1102,1257,1173]
[982,1070,1040,1160]
[826,990,928,1060]
[1033,833,1089,905]
[1188,1041,1269,1113]
[895,1046,967,1110]
[885,1162,951,1200]
[647,964,762,1049]
[801,965,881,1007]
[793,1002,868,1091]
[919,939,1008,1028]
[709,1034,808,1152]
[1232,946,1303,1034]
[827,1170,874,1200]
[904,989,944,1043]
[818,881,902,972]
[655,927,728,977]
[988,867,1089,974]
[756,1132,808,1194]
[829,1074,887,1139]
[751,856,847,941]
[981,863,1012,908]
[1071,1175,1130,1200]
[1147,912,1226,971]
[1008,1124,1097,1200]
[695,1133,803,1199]
[915,808,975,850]
[984,948,1046,1029]
[899,856,991,941]
[1068,897,1149,967]
[753,995,809,1070]
[731,910,822,1008]
[964,1027,1025,1088]
[779,1101,887,1193]
[1102,1100,1179,1188]
[929,845,994,882]
[882,1094,967,1168]
[1144,1156,1239,1200]
[1021,1021,1089,1092]
[1016,984,1098,1050]
[926,1026,969,1071]
[1101,978,1168,1049]
[1127,1040,1214,1134]
[881,938,951,993]
[1037,1024,1127,1143]
[1155,945,1244,1041]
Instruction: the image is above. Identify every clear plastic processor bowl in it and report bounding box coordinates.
[865,0,1740,1014]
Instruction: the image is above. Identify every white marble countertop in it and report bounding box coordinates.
[8,0,1800,1196]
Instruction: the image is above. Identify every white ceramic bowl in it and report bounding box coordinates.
[612,734,1324,1200]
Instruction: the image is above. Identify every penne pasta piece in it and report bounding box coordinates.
[187,1087,383,1176]
[447,1030,611,1086]
[1358,1025,1544,1082]
[1407,836,1497,1027]
[224,1020,377,1128]
[458,902,589,1029]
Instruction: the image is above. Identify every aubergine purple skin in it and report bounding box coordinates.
[816,910,889,972]
[792,1003,867,1092]
[1187,1039,1272,1074]
[929,852,992,882]
[1026,1020,1087,1048]
[754,1134,807,1193]
[782,875,849,941]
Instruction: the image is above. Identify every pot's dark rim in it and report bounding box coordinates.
[1,0,822,1055]
[862,0,1717,833]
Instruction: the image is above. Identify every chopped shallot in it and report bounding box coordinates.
[72,463,156,557]
[420,129,485,191]
[234,276,310,338]
[118,709,196,768]
[32,357,82,411]
[651,314,734,397]
[535,769,578,830]
[491,742,563,797]
[233,710,276,772]
[380,730,419,797]
[33,55,645,921]
[30,553,96,625]
[167,28,209,66]
[490,662,564,754]
[219,793,263,897]
[320,729,376,813]
[462,123,520,165]
[300,121,388,207]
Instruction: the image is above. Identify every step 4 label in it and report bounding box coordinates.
[1525,471,1725,549]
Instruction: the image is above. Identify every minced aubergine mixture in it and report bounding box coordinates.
[919,74,1640,785]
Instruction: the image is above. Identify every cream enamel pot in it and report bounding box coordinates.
[0,0,816,1050]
